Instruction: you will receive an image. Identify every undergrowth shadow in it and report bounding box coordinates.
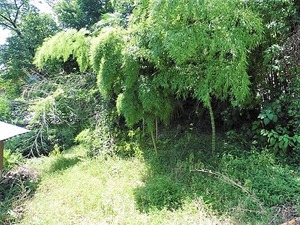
[134,128,300,224]
[134,129,218,212]
[48,155,81,173]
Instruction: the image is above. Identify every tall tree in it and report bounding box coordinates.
[0,12,58,83]
[34,0,264,153]
[123,0,263,152]
[0,0,30,36]
[54,0,113,29]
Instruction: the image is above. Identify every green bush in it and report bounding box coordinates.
[75,100,117,157]
[252,75,300,161]
[114,128,143,158]
[3,150,23,172]
[75,127,143,158]
[75,128,113,157]
[0,97,11,121]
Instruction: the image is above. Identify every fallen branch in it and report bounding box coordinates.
[193,168,266,214]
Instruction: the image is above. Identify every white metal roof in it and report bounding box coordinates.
[0,121,30,141]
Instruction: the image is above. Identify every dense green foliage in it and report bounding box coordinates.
[90,27,124,99]
[2,0,297,157]
[54,0,113,29]
[120,0,264,151]
[0,96,10,121]
[0,12,58,81]
[35,29,90,72]
[132,0,262,102]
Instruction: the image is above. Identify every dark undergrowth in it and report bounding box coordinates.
[134,127,300,224]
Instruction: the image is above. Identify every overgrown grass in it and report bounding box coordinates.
[135,129,300,224]
[2,130,299,225]
[19,146,233,225]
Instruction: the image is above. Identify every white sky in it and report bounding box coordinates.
[31,0,54,14]
[0,0,54,45]
[0,30,11,45]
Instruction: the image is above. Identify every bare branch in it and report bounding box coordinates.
[13,0,25,24]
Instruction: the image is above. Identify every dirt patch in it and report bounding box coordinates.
[0,165,38,201]
[270,204,300,225]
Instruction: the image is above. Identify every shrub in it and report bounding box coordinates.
[75,127,143,158]
[3,150,23,172]
[75,99,118,157]
[252,75,300,162]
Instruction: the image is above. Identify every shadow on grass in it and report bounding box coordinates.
[48,155,81,173]
[134,129,219,212]
[134,128,300,224]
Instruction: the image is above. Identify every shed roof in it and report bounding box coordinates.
[0,122,30,141]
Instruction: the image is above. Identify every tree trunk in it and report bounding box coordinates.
[207,98,216,153]
[151,129,158,154]
[155,118,158,140]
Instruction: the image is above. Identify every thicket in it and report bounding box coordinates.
[5,0,291,161]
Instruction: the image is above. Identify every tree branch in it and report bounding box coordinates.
[0,0,26,37]
[0,21,15,30]
[13,0,25,25]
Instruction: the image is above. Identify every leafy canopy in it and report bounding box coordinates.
[54,0,113,29]
[130,0,263,105]
[33,0,263,130]
[0,0,30,36]
[89,27,173,127]
[90,27,124,98]
[0,12,58,82]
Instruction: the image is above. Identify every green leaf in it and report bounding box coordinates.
[283,140,289,149]
[267,113,273,120]
[279,141,284,149]
[270,137,276,146]
[252,121,260,130]
[263,118,270,125]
